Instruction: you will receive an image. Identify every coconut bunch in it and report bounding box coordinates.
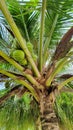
[10,40,37,66]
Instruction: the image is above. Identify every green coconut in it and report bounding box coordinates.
[32,53,37,62]
[19,59,27,66]
[12,50,25,62]
[27,42,33,53]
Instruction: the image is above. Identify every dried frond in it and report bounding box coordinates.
[53,27,73,61]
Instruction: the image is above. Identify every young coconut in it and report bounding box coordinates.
[12,50,25,62]
[12,50,28,66]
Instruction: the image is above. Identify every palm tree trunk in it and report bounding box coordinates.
[39,91,59,130]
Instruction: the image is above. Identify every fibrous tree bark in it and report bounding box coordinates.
[39,88,59,130]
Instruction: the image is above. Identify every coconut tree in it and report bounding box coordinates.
[0,0,73,130]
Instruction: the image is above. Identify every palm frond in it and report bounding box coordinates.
[55,92,73,130]
[0,95,38,130]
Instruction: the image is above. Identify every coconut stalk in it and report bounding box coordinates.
[0,69,39,102]
[46,57,70,87]
[0,50,24,71]
[38,0,46,71]
[58,77,73,90]
[43,14,59,64]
